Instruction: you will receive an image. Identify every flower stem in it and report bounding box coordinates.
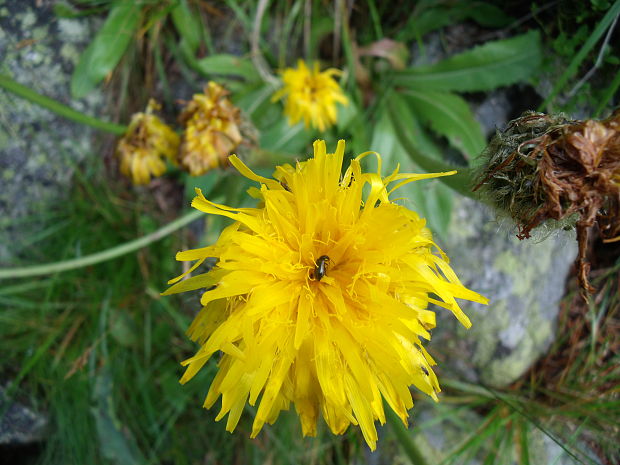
[0,210,204,280]
[386,408,430,465]
[0,74,127,135]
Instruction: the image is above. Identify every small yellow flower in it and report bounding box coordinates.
[116,100,179,185]
[272,60,348,132]
[179,82,242,176]
[164,140,488,449]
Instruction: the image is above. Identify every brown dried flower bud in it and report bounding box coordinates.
[178,82,245,176]
[116,99,179,185]
[474,110,620,294]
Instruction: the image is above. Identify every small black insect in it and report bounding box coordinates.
[312,255,331,281]
[342,173,355,187]
[421,366,429,376]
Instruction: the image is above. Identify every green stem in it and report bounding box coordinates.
[386,408,430,465]
[0,210,204,279]
[0,74,127,135]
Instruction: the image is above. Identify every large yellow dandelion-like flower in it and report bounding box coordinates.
[116,99,179,185]
[272,60,348,132]
[164,140,488,449]
[179,82,242,176]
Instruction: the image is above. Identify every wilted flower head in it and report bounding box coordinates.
[116,99,179,185]
[164,140,487,449]
[474,110,620,293]
[179,82,242,176]
[272,60,348,132]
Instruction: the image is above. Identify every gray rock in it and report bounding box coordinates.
[401,401,600,465]
[0,387,48,445]
[432,195,577,388]
[409,402,483,465]
[0,0,105,264]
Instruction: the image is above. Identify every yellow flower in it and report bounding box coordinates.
[116,99,179,185]
[164,140,488,449]
[272,60,348,132]
[179,82,242,176]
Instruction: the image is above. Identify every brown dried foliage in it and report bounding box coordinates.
[475,110,620,294]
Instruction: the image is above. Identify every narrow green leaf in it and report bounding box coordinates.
[369,105,402,169]
[70,2,141,98]
[540,0,620,110]
[386,407,431,465]
[594,64,620,116]
[394,31,542,92]
[383,92,443,160]
[335,94,359,132]
[93,371,144,465]
[234,82,280,121]
[423,182,454,240]
[260,118,310,153]
[370,101,454,239]
[194,54,259,81]
[184,170,220,203]
[0,75,126,134]
[402,89,485,159]
[518,419,531,465]
[384,95,475,198]
[171,0,202,57]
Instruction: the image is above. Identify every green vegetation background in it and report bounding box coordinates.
[1,1,618,464]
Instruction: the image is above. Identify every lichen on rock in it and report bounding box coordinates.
[0,0,105,263]
[430,195,576,388]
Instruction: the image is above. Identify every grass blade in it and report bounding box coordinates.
[539,0,620,110]
[0,75,126,134]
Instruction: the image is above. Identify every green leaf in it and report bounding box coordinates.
[171,0,202,57]
[70,2,141,98]
[423,182,453,240]
[393,31,542,92]
[233,82,277,120]
[466,3,513,28]
[402,89,485,158]
[335,94,359,132]
[260,118,311,153]
[194,54,260,81]
[92,371,144,465]
[397,2,513,41]
[370,103,453,239]
[184,170,220,203]
[518,419,531,465]
[383,93,475,198]
[383,92,443,160]
[369,104,402,168]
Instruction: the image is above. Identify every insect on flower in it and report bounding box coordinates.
[312,255,331,281]
[163,139,488,450]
